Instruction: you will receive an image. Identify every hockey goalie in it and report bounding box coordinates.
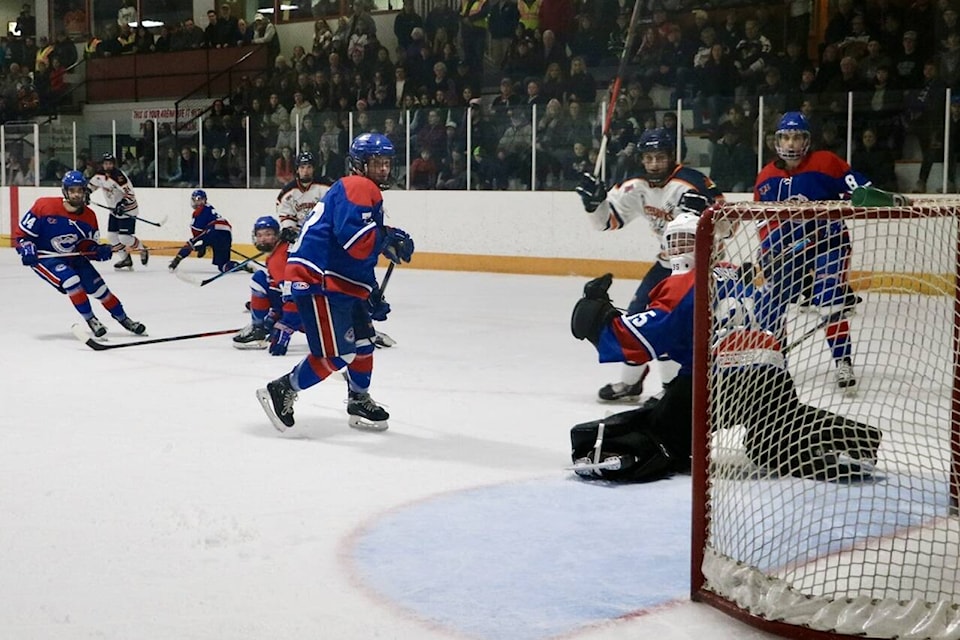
[569,213,881,483]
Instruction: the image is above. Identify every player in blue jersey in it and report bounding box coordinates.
[14,170,146,337]
[568,213,881,482]
[754,111,871,390]
[256,133,414,433]
[232,215,304,354]
[576,128,725,403]
[167,190,246,273]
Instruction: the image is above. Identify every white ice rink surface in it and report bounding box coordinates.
[0,249,782,640]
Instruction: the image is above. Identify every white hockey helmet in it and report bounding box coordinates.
[664,212,699,273]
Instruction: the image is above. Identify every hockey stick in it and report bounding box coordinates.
[91,201,167,227]
[174,251,266,287]
[380,261,396,295]
[38,250,100,258]
[782,309,848,355]
[594,0,644,176]
[72,323,242,351]
[230,248,268,268]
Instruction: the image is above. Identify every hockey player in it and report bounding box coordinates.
[88,152,149,269]
[168,190,245,273]
[576,127,724,403]
[754,111,871,389]
[569,213,881,482]
[256,133,414,433]
[276,151,328,244]
[233,215,301,354]
[14,170,146,337]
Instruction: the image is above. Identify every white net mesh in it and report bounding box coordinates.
[694,200,960,639]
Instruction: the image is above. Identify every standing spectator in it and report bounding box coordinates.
[894,30,924,90]
[459,0,490,68]
[488,0,520,69]
[252,13,280,63]
[538,0,575,47]
[394,0,424,52]
[15,4,35,38]
[564,56,597,104]
[733,19,772,101]
[906,60,946,192]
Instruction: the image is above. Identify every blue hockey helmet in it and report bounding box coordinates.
[637,127,677,185]
[774,111,811,163]
[190,189,208,208]
[348,133,395,188]
[252,215,280,251]
[61,170,89,207]
[638,127,676,154]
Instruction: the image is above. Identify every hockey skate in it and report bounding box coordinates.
[233,324,269,350]
[835,359,857,389]
[598,381,643,402]
[373,330,396,348]
[347,391,389,431]
[86,316,107,338]
[140,246,149,265]
[256,375,298,432]
[118,316,147,335]
[114,253,133,270]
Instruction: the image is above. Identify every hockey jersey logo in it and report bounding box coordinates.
[50,233,81,253]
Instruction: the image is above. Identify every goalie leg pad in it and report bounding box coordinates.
[570,407,676,482]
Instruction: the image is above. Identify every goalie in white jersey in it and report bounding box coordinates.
[576,127,725,402]
[276,151,329,244]
[88,152,148,270]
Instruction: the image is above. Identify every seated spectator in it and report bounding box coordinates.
[851,127,898,191]
[564,55,597,104]
[541,61,566,103]
[437,150,467,189]
[491,77,522,112]
[169,146,199,187]
[274,146,294,185]
[410,148,438,188]
[709,123,757,192]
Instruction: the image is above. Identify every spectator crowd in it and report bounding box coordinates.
[15,0,960,192]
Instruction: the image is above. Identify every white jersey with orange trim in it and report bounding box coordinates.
[89,168,138,217]
[276,179,328,234]
[586,165,724,266]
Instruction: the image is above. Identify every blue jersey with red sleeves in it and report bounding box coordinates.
[597,270,697,374]
[285,175,384,300]
[190,203,232,238]
[754,151,869,203]
[754,151,868,264]
[15,197,102,254]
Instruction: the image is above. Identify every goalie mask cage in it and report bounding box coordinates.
[690,201,960,640]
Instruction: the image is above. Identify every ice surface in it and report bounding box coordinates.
[0,250,781,640]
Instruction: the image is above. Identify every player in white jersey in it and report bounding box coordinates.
[87,152,149,270]
[576,128,725,402]
[276,151,329,244]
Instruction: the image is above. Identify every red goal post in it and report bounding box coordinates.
[690,200,960,640]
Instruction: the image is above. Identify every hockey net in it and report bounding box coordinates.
[691,200,960,640]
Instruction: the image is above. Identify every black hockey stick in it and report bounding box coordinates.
[380,261,396,295]
[91,201,167,227]
[231,248,268,268]
[594,0,644,175]
[175,251,266,287]
[72,324,242,351]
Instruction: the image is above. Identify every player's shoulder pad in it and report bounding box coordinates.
[674,166,720,193]
[113,169,129,185]
[341,175,382,208]
[276,180,298,200]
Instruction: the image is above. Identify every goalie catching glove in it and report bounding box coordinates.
[571,273,620,347]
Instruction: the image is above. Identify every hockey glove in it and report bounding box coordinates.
[95,243,114,261]
[193,241,207,258]
[113,200,129,217]
[576,173,606,213]
[279,226,299,244]
[168,255,183,271]
[268,322,294,356]
[582,273,614,301]
[367,287,391,322]
[381,227,415,264]
[18,240,37,266]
